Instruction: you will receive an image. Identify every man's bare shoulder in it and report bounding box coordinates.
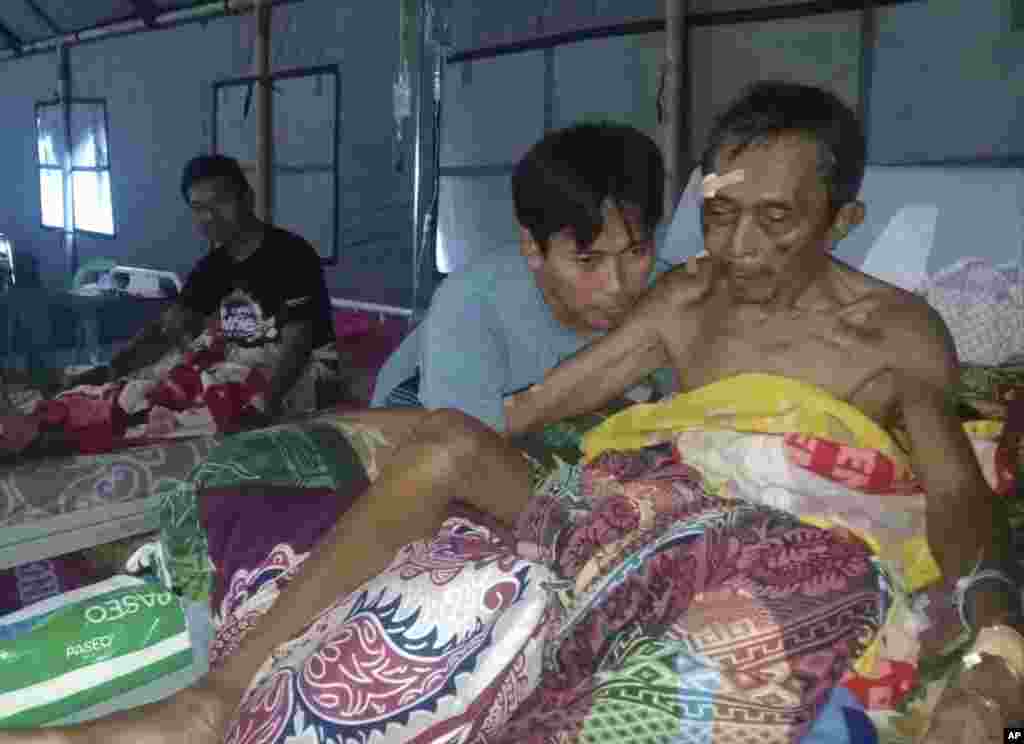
[859,281,946,341]
[851,271,959,383]
[625,258,717,347]
[644,256,717,310]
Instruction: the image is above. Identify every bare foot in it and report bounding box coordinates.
[0,679,234,744]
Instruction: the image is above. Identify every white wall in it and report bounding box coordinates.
[868,0,1024,163]
[689,11,862,157]
[70,18,243,284]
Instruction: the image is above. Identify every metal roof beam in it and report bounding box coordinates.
[22,0,62,34]
[0,19,23,55]
[130,0,161,28]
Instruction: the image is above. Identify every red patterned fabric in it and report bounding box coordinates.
[33,386,127,454]
[203,370,269,432]
[0,328,283,457]
[783,434,919,495]
[147,364,204,410]
[503,445,884,744]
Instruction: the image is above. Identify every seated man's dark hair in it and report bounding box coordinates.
[180,154,252,203]
[701,81,866,212]
[512,122,665,252]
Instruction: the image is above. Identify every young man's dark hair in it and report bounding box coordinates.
[180,154,252,203]
[512,122,665,253]
[700,81,866,213]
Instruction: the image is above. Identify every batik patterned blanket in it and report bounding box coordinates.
[154,396,882,743]
[156,413,388,605]
[163,413,557,744]
[500,442,883,744]
[574,373,1017,743]
[147,370,1019,743]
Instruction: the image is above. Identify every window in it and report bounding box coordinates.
[35,99,115,236]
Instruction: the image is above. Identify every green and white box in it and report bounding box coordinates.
[0,575,192,728]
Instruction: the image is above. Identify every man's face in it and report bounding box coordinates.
[524,200,655,335]
[187,177,250,247]
[702,134,854,304]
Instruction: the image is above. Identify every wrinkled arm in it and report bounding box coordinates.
[507,259,713,434]
[505,294,673,436]
[108,303,205,378]
[262,241,330,419]
[897,310,1014,628]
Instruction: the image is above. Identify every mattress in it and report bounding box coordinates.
[0,436,219,570]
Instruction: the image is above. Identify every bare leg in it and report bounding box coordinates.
[210,408,530,697]
[331,407,451,465]
[0,409,531,744]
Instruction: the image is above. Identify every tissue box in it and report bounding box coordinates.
[0,575,192,728]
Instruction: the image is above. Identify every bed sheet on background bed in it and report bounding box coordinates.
[0,436,220,532]
[0,435,222,584]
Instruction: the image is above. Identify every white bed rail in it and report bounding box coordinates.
[330,297,413,321]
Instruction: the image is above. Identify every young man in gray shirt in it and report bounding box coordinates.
[372,122,669,431]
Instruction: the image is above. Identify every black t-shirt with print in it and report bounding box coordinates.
[179,224,335,348]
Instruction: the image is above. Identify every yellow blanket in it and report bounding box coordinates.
[583,373,905,462]
[584,374,942,569]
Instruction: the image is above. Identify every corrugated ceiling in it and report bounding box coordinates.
[30,1,135,34]
[0,1,869,55]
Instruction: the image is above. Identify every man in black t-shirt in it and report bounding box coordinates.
[68,155,336,422]
[178,223,334,350]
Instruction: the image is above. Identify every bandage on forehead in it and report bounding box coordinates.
[701,170,745,199]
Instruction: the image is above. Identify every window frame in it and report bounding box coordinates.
[34,97,117,239]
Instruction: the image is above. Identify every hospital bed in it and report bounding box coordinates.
[0,296,412,572]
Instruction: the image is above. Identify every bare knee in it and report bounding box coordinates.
[416,408,497,455]
[404,409,531,525]
[412,408,502,480]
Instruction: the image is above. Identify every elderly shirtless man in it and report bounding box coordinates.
[4,83,1020,743]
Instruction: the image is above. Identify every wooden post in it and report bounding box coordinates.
[59,44,77,278]
[663,0,686,218]
[253,0,273,222]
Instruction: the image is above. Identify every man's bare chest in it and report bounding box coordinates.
[667,309,900,425]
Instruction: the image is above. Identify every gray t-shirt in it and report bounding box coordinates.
[372,250,672,431]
